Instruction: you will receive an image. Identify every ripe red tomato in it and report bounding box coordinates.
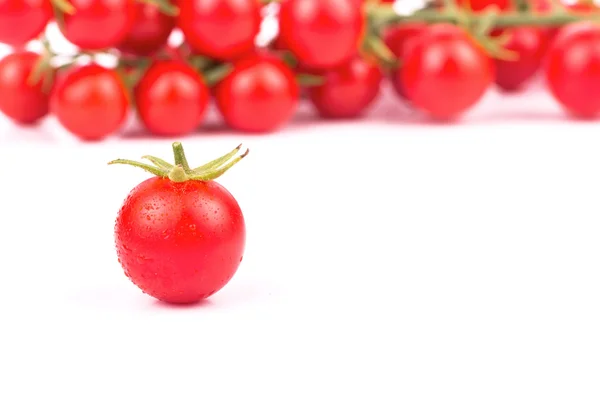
[455,0,512,11]
[215,55,299,133]
[383,23,426,100]
[0,51,51,124]
[545,22,600,118]
[117,2,175,56]
[308,57,382,119]
[566,1,600,13]
[51,64,129,140]
[0,0,52,47]
[112,144,247,304]
[494,27,548,92]
[401,24,493,120]
[279,0,365,69]
[135,61,210,137]
[177,0,261,60]
[61,0,136,50]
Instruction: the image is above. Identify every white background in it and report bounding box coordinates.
[1,11,600,400]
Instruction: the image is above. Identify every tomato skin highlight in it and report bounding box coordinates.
[0,51,51,124]
[177,0,261,60]
[0,0,52,47]
[279,0,364,69]
[308,57,383,119]
[401,24,493,120]
[61,0,137,50]
[135,61,210,137]
[545,22,600,118]
[215,55,299,133]
[117,2,175,56]
[494,27,548,92]
[115,177,246,304]
[51,64,129,141]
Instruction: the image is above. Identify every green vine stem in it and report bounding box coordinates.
[367,3,600,29]
[51,0,75,14]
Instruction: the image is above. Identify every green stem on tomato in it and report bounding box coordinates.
[109,143,250,182]
[172,142,192,172]
[193,145,242,174]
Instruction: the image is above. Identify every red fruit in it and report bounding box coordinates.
[118,2,175,56]
[51,64,129,140]
[0,0,52,47]
[494,27,548,92]
[401,24,493,120]
[215,55,299,133]
[383,23,426,100]
[455,0,512,11]
[279,0,365,69]
[177,0,261,60]
[112,143,247,304]
[61,0,136,50]
[0,51,51,124]
[545,22,600,118]
[566,1,600,13]
[308,57,382,119]
[135,61,210,137]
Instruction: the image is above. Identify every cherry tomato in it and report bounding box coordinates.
[308,57,382,119]
[215,55,299,133]
[545,22,600,118]
[494,27,548,92]
[383,23,426,100]
[112,143,247,304]
[117,2,175,56]
[61,0,136,50]
[135,61,210,137]
[455,0,512,12]
[0,0,52,47]
[566,1,600,13]
[279,0,365,69]
[0,51,51,124]
[51,64,129,140]
[401,24,493,120]
[177,0,261,60]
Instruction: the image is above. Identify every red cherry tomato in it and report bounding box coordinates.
[494,27,548,92]
[0,51,51,124]
[308,57,382,119]
[455,0,512,12]
[545,22,600,118]
[215,55,299,133]
[401,24,493,120]
[51,64,129,140]
[566,1,600,13]
[383,23,426,100]
[135,61,210,137]
[61,0,136,50]
[0,0,52,47]
[279,0,365,69]
[114,146,246,304]
[177,0,261,60]
[117,2,175,56]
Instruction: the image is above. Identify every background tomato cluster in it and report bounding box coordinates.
[0,0,599,142]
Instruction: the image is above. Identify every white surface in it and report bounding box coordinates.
[1,84,600,399]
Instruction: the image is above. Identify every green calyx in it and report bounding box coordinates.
[108,142,249,182]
